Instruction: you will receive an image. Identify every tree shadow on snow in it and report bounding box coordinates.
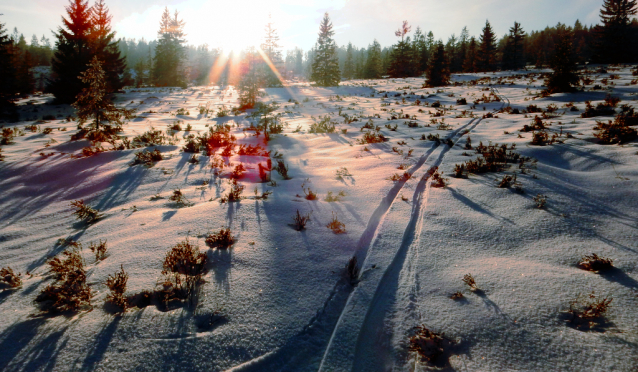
[0,318,69,372]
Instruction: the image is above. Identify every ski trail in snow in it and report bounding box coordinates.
[318,117,484,372]
[226,117,480,372]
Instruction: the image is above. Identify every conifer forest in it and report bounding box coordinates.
[0,1,637,371]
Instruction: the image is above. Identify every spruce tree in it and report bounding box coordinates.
[0,18,18,119]
[73,56,133,141]
[152,7,187,87]
[90,0,125,92]
[412,27,428,75]
[364,40,383,79]
[261,15,284,87]
[388,21,414,78]
[343,43,355,80]
[425,41,450,87]
[545,29,579,94]
[477,20,497,72]
[48,0,94,103]
[463,37,477,72]
[502,22,526,70]
[294,49,303,77]
[593,0,638,63]
[238,48,261,109]
[310,13,340,86]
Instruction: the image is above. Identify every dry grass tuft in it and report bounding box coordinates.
[568,292,612,329]
[578,253,613,272]
[70,200,103,223]
[89,240,108,262]
[293,210,311,231]
[205,228,235,249]
[37,246,91,313]
[409,325,456,366]
[0,267,22,289]
[462,273,478,291]
[106,265,128,313]
[327,212,346,234]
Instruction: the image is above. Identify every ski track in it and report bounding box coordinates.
[228,88,507,372]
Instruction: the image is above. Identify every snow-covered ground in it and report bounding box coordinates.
[1,66,637,371]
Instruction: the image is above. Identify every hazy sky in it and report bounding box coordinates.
[1,0,607,51]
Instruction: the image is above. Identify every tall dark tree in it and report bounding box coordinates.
[48,0,94,103]
[477,20,497,72]
[388,21,414,78]
[593,0,638,63]
[463,37,477,72]
[412,27,428,75]
[152,7,187,87]
[425,41,450,87]
[90,0,125,92]
[545,28,579,94]
[0,18,18,119]
[502,22,526,70]
[310,13,340,86]
[343,42,355,80]
[261,15,284,87]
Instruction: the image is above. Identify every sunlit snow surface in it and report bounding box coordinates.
[1,68,637,371]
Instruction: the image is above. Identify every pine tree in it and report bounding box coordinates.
[412,27,428,75]
[238,48,261,109]
[593,0,638,63]
[457,27,470,73]
[0,18,18,119]
[364,40,383,78]
[446,34,459,72]
[343,42,355,80]
[502,22,526,70]
[388,21,414,78]
[463,37,477,72]
[73,56,133,141]
[261,15,284,87]
[48,0,94,103]
[477,20,497,72]
[310,13,340,86]
[294,49,303,77]
[545,28,579,94]
[425,41,450,87]
[152,7,187,87]
[90,0,125,92]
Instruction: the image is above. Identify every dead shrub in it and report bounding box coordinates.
[293,210,311,231]
[70,199,103,223]
[578,253,613,272]
[220,179,245,203]
[131,148,163,166]
[430,169,447,188]
[533,194,547,209]
[0,267,22,289]
[160,239,208,307]
[567,292,612,329]
[89,240,108,261]
[462,273,478,291]
[105,265,128,313]
[409,325,456,367]
[327,212,346,234]
[36,246,91,313]
[170,189,190,206]
[205,227,235,249]
[593,118,637,144]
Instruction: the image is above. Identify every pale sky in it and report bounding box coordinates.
[1,0,606,51]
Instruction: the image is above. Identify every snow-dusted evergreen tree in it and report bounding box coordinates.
[477,20,497,72]
[261,15,284,87]
[310,13,340,86]
[545,28,579,94]
[48,0,94,103]
[593,0,638,63]
[425,41,450,87]
[73,56,133,141]
[342,42,355,80]
[90,0,125,92]
[388,21,414,78]
[152,7,187,87]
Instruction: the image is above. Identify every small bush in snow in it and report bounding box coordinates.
[160,239,208,307]
[578,253,613,272]
[37,246,91,313]
[327,212,346,234]
[169,189,190,206]
[462,273,478,291]
[220,179,244,203]
[89,239,108,261]
[325,190,346,202]
[533,194,547,209]
[0,267,22,289]
[71,200,103,223]
[205,227,235,249]
[567,292,612,330]
[409,325,456,366]
[593,118,637,144]
[131,148,163,166]
[106,265,128,313]
[275,159,291,180]
[430,169,447,188]
[293,210,311,231]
